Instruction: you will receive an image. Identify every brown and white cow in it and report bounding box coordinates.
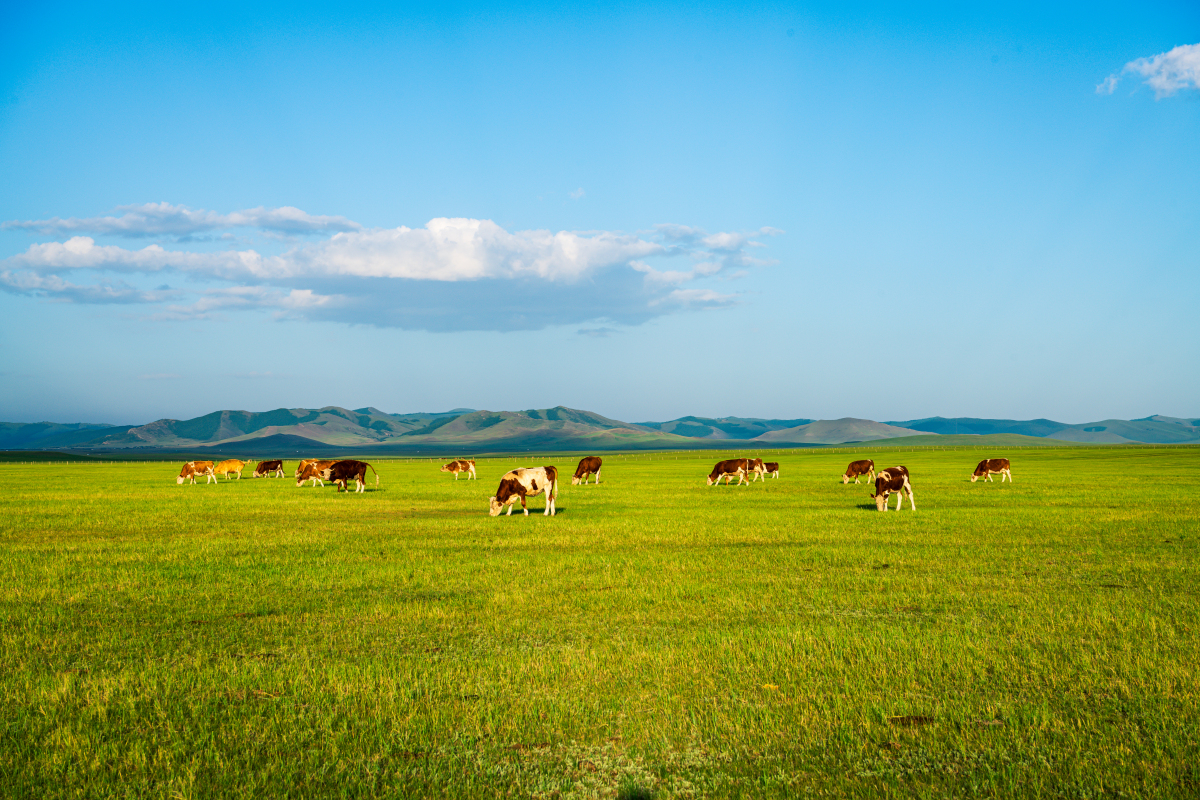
[747,458,769,483]
[572,456,602,485]
[213,459,247,480]
[489,466,558,516]
[295,458,320,479]
[440,459,477,480]
[971,458,1012,483]
[842,459,876,484]
[707,458,751,486]
[296,459,338,487]
[253,460,284,478]
[177,460,215,485]
[763,462,780,479]
[320,460,379,493]
[870,466,914,512]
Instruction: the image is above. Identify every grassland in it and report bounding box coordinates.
[1,447,1198,798]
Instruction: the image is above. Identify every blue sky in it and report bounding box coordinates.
[1,1,1197,425]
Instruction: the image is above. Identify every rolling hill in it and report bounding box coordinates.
[635,416,812,439]
[753,418,929,445]
[891,415,1200,444]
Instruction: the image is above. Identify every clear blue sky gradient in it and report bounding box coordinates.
[1,1,1197,424]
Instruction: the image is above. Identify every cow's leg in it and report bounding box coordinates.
[506,503,513,516]
[908,487,916,511]
[522,496,529,516]
[894,491,902,511]
[595,468,600,484]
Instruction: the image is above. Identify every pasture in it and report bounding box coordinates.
[1,447,1198,798]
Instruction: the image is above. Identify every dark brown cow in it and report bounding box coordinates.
[490,466,558,516]
[707,458,751,486]
[572,456,603,485]
[842,459,876,485]
[971,458,1012,483]
[321,460,380,493]
[440,459,477,480]
[253,460,284,478]
[870,466,914,512]
[296,459,338,487]
[177,460,215,485]
[763,462,780,479]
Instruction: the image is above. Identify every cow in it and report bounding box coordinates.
[489,466,558,516]
[747,458,769,483]
[707,459,751,486]
[213,459,247,480]
[572,456,603,485]
[842,459,876,485]
[440,459,477,480]
[971,458,1012,483]
[295,459,338,488]
[295,458,319,479]
[321,460,380,493]
[253,460,284,478]
[870,466,914,512]
[763,462,780,479]
[177,460,215,485]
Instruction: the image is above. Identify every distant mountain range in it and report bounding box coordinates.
[1,408,1197,454]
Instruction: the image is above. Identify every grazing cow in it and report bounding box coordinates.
[572,456,603,485]
[763,462,780,479]
[707,458,751,486]
[295,459,338,488]
[177,460,215,485]
[213,459,247,480]
[746,458,769,483]
[295,459,319,479]
[842,459,876,485]
[440,459,477,480]
[971,458,1012,483]
[870,466,915,512]
[253,460,284,478]
[320,460,380,493]
[489,466,558,516]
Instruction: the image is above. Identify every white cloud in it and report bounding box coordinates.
[1,213,778,331]
[1,202,362,238]
[569,188,586,200]
[1099,42,1200,99]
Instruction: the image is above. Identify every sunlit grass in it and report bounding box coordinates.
[1,447,1197,797]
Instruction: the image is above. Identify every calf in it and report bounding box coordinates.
[763,462,780,479]
[489,466,558,516]
[323,460,379,493]
[707,458,751,486]
[572,456,603,485]
[843,459,876,484]
[213,459,247,480]
[253,460,284,478]
[440,459,477,480]
[971,458,1012,483]
[177,460,215,485]
[871,466,915,512]
[295,459,338,487]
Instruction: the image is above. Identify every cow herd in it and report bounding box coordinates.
[176,453,1012,513]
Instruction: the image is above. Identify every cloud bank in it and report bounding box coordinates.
[1098,42,1200,98]
[1,202,362,238]
[1,209,779,332]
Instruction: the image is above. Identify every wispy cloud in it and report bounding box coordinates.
[1098,42,1200,98]
[569,187,586,200]
[577,327,618,338]
[1,202,362,238]
[1,212,779,331]
[138,373,182,380]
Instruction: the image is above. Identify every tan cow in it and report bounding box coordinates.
[296,460,337,487]
[489,467,558,516]
[213,459,247,480]
[440,459,477,480]
[177,461,215,485]
[971,458,1012,483]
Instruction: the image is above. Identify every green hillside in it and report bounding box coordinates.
[755,418,928,444]
[837,433,1093,448]
[636,415,811,439]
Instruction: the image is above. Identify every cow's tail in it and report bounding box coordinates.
[368,462,380,487]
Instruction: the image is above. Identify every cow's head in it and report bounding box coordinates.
[440,464,451,472]
[872,491,889,511]
[706,475,717,486]
[488,496,504,516]
[571,475,582,485]
[970,473,980,482]
[176,474,187,485]
[842,474,851,484]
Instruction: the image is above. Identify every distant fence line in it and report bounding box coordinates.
[2,441,1198,466]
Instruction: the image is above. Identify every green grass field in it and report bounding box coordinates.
[2,447,1198,798]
